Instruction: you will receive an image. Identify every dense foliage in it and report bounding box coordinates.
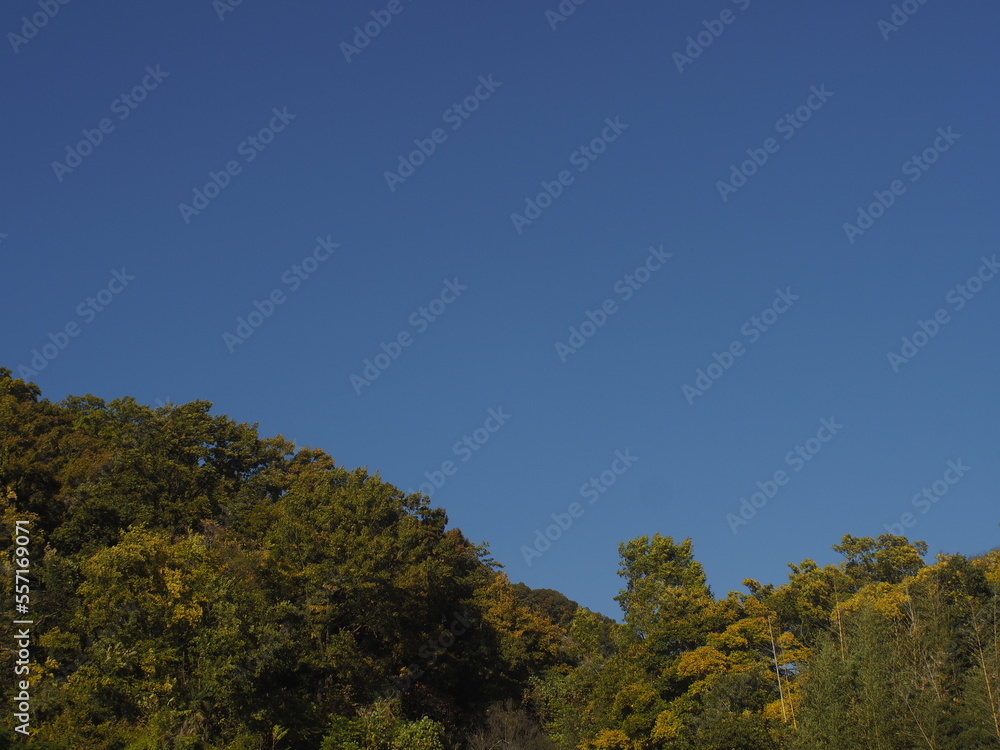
[0,369,997,748]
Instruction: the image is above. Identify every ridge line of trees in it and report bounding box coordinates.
[0,369,996,749]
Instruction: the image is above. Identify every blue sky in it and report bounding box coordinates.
[2,0,998,617]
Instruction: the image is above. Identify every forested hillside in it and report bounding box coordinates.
[0,369,997,749]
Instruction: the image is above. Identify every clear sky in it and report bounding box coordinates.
[3,0,998,617]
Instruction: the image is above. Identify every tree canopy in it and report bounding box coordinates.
[0,369,996,749]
